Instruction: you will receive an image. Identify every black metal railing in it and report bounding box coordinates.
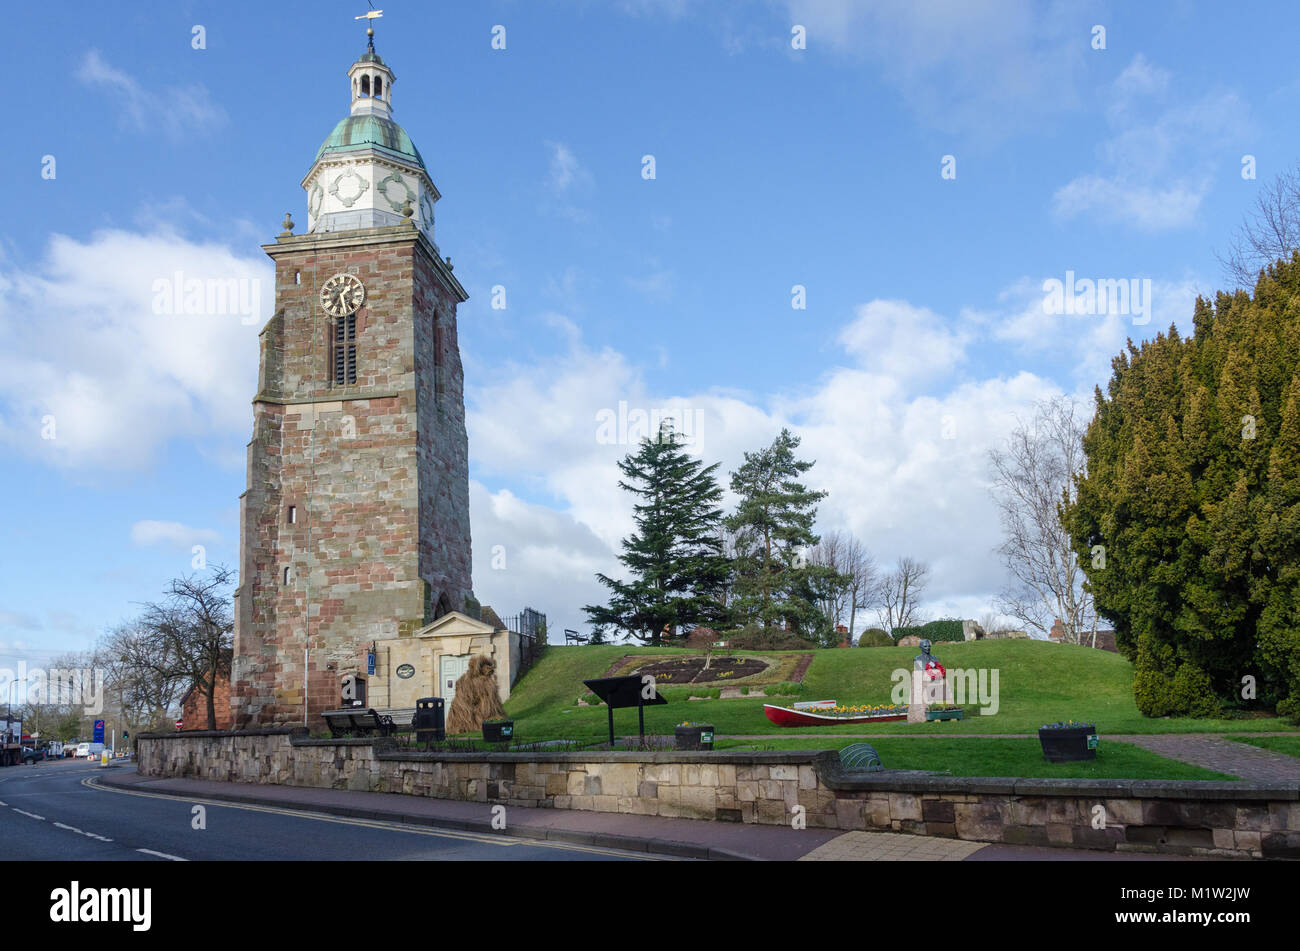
[501,607,547,678]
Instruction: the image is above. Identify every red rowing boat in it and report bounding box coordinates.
[763,703,909,727]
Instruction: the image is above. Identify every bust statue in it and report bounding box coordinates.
[913,639,938,673]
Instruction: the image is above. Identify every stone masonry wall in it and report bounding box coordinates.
[138,732,1299,859]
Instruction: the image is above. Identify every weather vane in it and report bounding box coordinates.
[355,5,383,48]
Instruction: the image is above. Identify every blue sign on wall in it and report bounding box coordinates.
[368,652,375,676]
[93,720,105,743]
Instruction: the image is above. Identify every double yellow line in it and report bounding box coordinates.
[84,778,664,860]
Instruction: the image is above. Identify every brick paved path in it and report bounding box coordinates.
[799,831,985,861]
[1116,735,1300,783]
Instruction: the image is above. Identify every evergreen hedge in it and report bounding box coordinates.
[892,618,966,643]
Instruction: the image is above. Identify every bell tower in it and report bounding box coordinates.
[231,20,475,727]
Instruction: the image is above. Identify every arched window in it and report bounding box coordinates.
[332,315,357,385]
[434,592,452,620]
[360,75,371,97]
[374,76,383,98]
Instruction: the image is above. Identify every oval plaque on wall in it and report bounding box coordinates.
[396,664,416,680]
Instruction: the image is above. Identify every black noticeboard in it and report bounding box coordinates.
[583,675,668,746]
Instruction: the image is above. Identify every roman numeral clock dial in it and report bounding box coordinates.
[320,273,366,317]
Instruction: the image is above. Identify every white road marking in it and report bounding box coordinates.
[13,809,45,820]
[0,800,7,806]
[85,778,661,859]
[52,821,113,842]
[136,848,187,862]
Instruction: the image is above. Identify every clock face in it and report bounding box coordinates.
[320,273,365,317]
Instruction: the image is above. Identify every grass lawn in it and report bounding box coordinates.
[503,641,1295,742]
[1228,736,1300,758]
[711,736,1236,781]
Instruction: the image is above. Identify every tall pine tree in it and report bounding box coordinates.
[584,420,731,644]
[725,428,840,640]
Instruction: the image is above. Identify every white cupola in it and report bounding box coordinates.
[348,28,395,119]
[300,25,441,246]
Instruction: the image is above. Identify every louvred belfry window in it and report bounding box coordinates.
[332,315,357,385]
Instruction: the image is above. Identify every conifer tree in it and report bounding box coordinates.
[725,428,841,639]
[583,420,731,644]
[1066,255,1300,719]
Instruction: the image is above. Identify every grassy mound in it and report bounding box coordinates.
[504,641,1295,741]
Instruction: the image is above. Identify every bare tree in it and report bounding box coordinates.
[808,529,850,631]
[1219,161,1300,289]
[987,396,1097,644]
[878,557,930,632]
[716,523,744,617]
[807,530,881,641]
[135,566,236,730]
[844,536,879,639]
[97,622,189,735]
[18,650,96,742]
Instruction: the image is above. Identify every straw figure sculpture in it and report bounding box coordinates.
[447,655,506,734]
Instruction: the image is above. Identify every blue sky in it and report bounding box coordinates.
[1,0,1296,668]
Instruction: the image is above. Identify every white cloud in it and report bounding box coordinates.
[130,520,223,550]
[543,142,595,223]
[0,229,269,470]
[77,50,227,140]
[1052,176,1209,232]
[1053,54,1251,232]
[778,0,1092,138]
[837,300,968,389]
[547,142,586,193]
[470,482,615,632]
[993,274,1206,386]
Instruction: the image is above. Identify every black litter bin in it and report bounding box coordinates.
[413,697,446,744]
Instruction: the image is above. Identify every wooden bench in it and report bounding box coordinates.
[321,708,396,738]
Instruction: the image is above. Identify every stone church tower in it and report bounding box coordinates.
[232,28,475,727]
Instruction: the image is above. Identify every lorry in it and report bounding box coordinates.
[0,716,22,767]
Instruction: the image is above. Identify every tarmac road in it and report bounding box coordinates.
[0,758,652,861]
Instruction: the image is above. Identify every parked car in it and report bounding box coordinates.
[74,742,105,759]
[21,746,44,764]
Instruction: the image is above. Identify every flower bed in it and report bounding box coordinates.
[764,703,908,727]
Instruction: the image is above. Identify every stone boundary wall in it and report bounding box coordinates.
[818,764,1299,860]
[137,731,1299,859]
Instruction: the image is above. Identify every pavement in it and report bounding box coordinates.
[93,765,1200,861]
